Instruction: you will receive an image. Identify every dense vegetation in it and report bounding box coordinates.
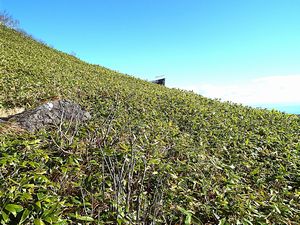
[1,24,300,224]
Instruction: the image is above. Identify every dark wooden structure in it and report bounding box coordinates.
[151,78,165,86]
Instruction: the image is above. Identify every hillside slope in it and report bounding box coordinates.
[1,25,300,224]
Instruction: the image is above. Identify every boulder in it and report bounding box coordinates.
[3,99,91,132]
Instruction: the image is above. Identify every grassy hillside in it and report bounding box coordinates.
[1,24,300,224]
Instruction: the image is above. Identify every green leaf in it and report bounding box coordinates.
[149,158,160,165]
[36,201,42,209]
[21,192,33,201]
[184,214,192,225]
[43,216,53,224]
[19,209,30,224]
[75,215,94,222]
[5,204,23,217]
[1,211,9,223]
[117,218,123,225]
[34,218,45,225]
[23,183,35,188]
[178,206,193,225]
[218,218,227,225]
[53,221,68,225]
[37,192,45,200]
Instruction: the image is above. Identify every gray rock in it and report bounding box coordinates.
[6,99,91,132]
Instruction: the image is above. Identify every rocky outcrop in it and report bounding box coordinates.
[1,99,91,132]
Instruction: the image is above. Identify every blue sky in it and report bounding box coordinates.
[1,0,300,112]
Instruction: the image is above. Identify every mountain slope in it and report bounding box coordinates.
[1,25,300,224]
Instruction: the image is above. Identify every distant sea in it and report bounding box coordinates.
[253,104,300,114]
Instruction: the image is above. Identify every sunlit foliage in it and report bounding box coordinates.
[1,24,300,224]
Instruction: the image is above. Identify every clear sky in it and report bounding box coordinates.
[1,0,300,112]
